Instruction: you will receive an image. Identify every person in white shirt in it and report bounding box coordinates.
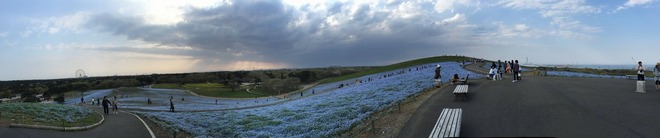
[489,66,497,81]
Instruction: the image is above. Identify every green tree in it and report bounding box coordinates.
[0,90,12,98]
[227,81,240,92]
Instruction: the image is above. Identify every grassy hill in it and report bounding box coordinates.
[320,56,473,84]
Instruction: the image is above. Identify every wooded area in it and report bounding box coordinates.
[0,66,375,102]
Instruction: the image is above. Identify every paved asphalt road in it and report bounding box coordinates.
[0,106,153,138]
[399,76,660,137]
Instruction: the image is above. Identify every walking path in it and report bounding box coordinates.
[398,76,660,137]
[0,106,154,138]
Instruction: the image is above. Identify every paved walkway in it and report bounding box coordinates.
[398,77,660,137]
[0,106,153,138]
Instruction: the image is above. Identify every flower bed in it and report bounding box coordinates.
[136,62,482,137]
[0,103,98,127]
[116,88,281,111]
[547,71,626,79]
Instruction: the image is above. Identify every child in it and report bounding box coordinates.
[451,74,460,85]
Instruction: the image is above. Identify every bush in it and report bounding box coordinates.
[54,95,65,103]
[23,96,40,103]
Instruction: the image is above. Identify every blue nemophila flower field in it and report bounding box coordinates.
[117,88,282,111]
[546,71,626,79]
[136,62,482,137]
[0,103,94,124]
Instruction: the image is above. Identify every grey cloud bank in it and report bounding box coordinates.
[86,0,470,68]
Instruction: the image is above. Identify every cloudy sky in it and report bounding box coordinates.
[1,0,658,80]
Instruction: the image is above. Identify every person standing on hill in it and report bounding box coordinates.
[102,96,111,115]
[112,96,119,114]
[434,65,442,87]
[637,61,645,81]
[169,96,175,112]
[512,60,520,82]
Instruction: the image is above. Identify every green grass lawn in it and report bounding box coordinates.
[62,91,83,98]
[152,83,184,89]
[320,56,472,84]
[153,83,266,98]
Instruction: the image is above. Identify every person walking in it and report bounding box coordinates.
[512,60,520,82]
[102,96,111,115]
[434,65,442,87]
[169,96,175,112]
[637,61,645,81]
[112,96,119,114]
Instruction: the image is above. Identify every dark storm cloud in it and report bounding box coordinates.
[87,13,184,45]
[86,0,468,68]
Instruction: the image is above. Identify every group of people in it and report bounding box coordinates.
[99,96,119,115]
[488,60,522,82]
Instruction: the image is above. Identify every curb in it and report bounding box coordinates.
[123,111,156,138]
[9,108,105,131]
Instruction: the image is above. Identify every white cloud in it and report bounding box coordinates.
[22,12,92,36]
[0,32,7,37]
[497,0,601,39]
[441,13,466,24]
[495,23,542,38]
[550,17,601,38]
[121,0,221,25]
[434,0,478,14]
[498,0,600,17]
[614,0,655,12]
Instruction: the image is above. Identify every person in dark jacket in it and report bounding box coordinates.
[434,65,442,87]
[102,96,111,115]
[498,60,502,71]
[169,96,175,112]
[512,60,520,82]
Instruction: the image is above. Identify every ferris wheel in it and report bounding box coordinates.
[75,69,87,78]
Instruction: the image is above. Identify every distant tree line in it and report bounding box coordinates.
[0,66,375,102]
